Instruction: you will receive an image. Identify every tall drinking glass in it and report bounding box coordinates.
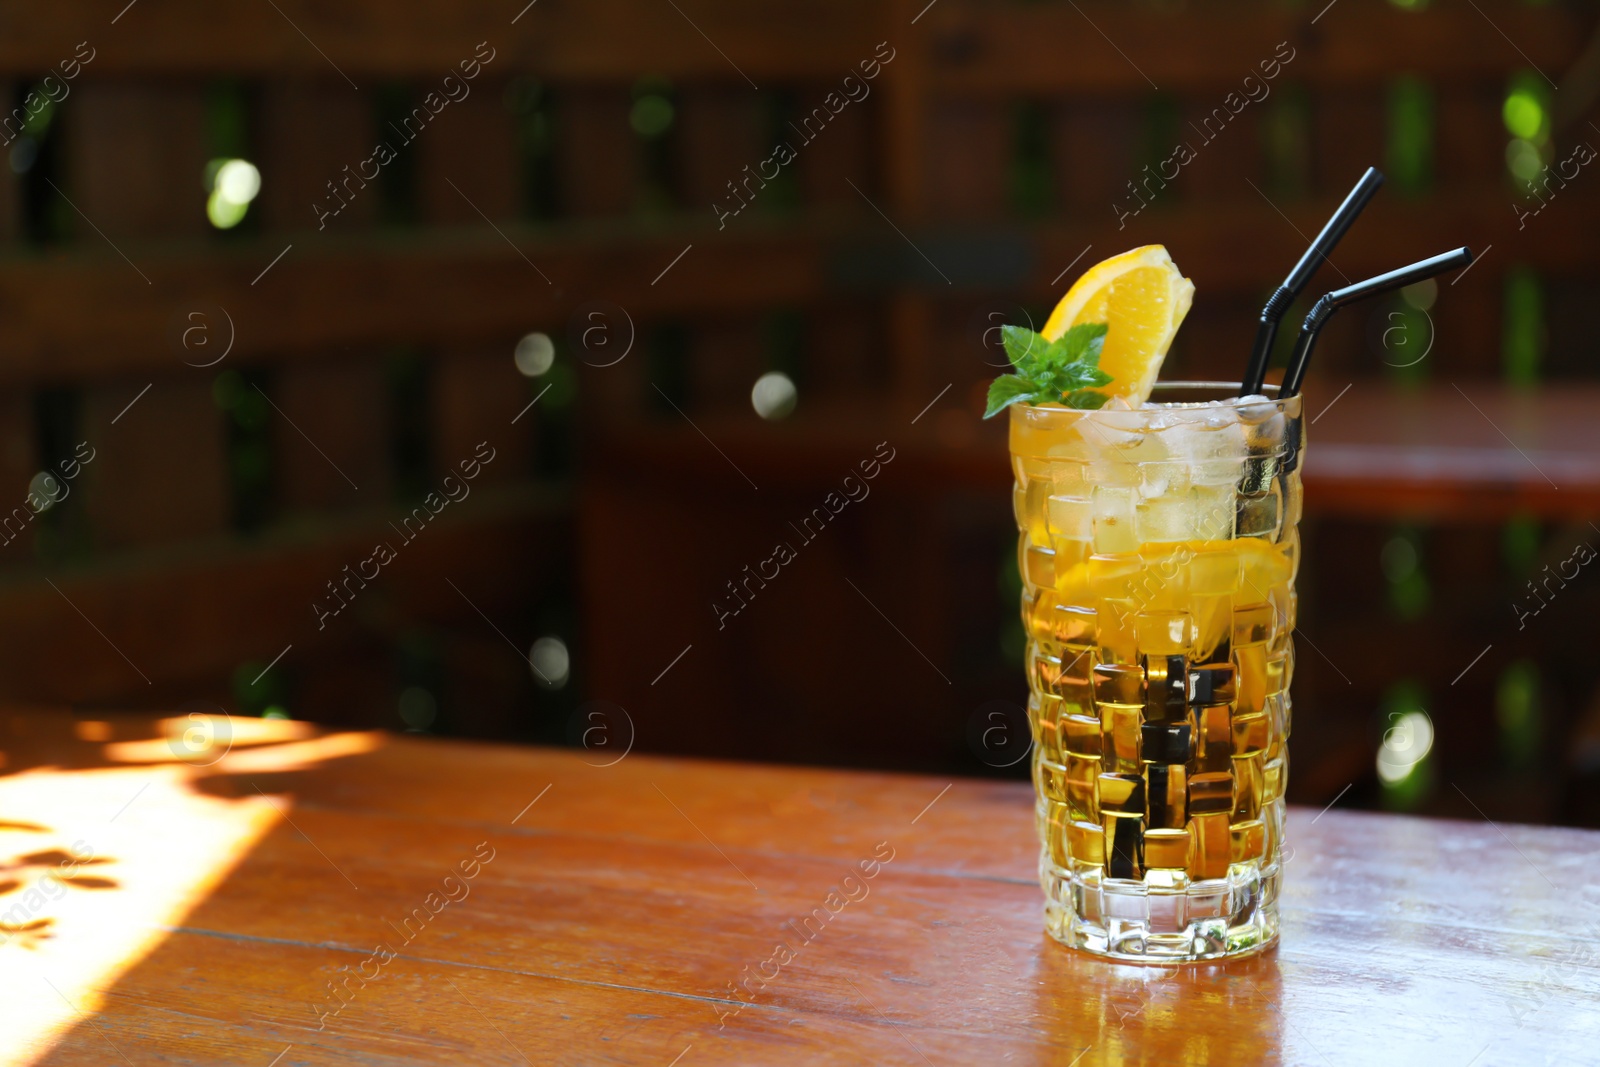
[1014,383,1303,961]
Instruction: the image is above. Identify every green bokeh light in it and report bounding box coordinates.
[1505,139,1546,184]
[1495,660,1541,770]
[206,187,249,229]
[630,94,674,138]
[1503,88,1546,143]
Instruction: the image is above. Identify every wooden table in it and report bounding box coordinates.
[4,712,1597,1066]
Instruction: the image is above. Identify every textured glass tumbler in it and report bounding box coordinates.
[1012,383,1304,962]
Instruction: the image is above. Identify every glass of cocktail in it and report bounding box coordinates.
[1014,382,1302,961]
[997,224,1469,962]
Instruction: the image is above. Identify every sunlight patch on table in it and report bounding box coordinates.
[0,726,384,1065]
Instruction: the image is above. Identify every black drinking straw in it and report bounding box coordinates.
[1279,246,1474,398]
[1239,166,1385,397]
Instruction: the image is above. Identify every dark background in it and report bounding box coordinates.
[1,0,1598,827]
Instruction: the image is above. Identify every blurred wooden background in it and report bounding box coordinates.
[1,0,1599,826]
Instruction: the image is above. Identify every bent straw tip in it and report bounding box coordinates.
[1283,244,1477,396]
[1241,166,1389,396]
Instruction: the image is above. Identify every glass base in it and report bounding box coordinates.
[1041,854,1280,963]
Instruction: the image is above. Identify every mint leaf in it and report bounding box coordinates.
[1066,365,1114,389]
[985,374,1036,418]
[983,322,1116,418]
[1054,323,1107,367]
[1000,326,1049,374]
[1065,389,1111,409]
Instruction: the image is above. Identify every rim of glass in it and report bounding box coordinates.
[1013,381,1289,414]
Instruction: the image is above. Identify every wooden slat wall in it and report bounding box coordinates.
[67,82,228,553]
[0,1,1579,86]
[557,88,637,217]
[0,2,1594,816]
[274,358,392,511]
[0,79,15,246]
[257,82,376,231]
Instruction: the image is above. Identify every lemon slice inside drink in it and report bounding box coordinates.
[1040,245,1194,405]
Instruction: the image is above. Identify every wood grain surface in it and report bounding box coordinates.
[5,712,1595,1066]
